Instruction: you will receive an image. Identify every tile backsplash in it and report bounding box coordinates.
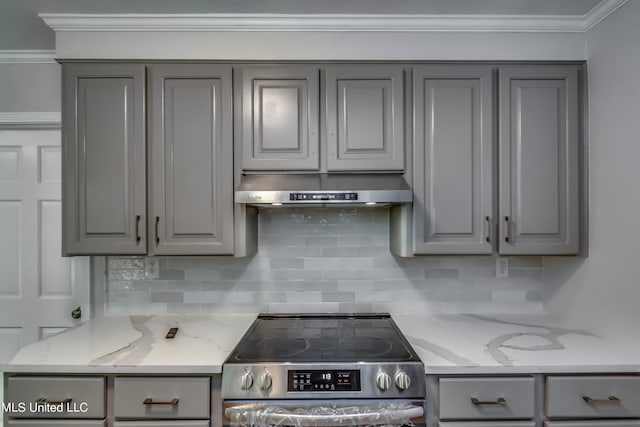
[106,208,544,314]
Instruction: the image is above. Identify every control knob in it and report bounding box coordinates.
[376,371,392,391]
[258,371,273,390]
[239,371,253,390]
[395,371,411,390]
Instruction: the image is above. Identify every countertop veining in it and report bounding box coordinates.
[5,313,640,374]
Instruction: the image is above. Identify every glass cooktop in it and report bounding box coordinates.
[225,313,420,363]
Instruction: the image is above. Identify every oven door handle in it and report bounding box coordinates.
[225,404,424,426]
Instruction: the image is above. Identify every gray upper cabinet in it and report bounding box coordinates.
[325,65,405,171]
[499,66,579,255]
[413,65,494,254]
[239,65,320,170]
[148,64,234,255]
[62,63,147,255]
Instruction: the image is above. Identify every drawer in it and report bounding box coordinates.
[440,423,535,427]
[439,377,535,420]
[546,376,640,418]
[546,422,640,427]
[114,377,210,419]
[115,422,209,427]
[7,421,107,427]
[6,376,106,418]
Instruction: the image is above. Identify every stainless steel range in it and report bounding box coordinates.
[222,313,426,427]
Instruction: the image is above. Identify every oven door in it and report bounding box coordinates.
[223,400,425,427]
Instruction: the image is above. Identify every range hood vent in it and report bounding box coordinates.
[235,173,412,207]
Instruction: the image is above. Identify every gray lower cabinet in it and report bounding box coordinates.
[114,422,209,427]
[7,422,107,426]
[62,63,147,255]
[4,374,214,426]
[113,377,210,420]
[546,423,640,427]
[238,65,320,171]
[440,423,535,427]
[148,64,234,255]
[498,66,580,255]
[438,376,535,420]
[546,376,640,419]
[325,65,405,171]
[62,63,234,256]
[412,65,494,254]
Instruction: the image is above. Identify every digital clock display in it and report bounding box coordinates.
[288,370,360,392]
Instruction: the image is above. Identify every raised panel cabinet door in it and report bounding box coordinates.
[499,66,579,255]
[239,66,320,170]
[62,63,146,255]
[148,64,234,255]
[413,65,494,254]
[326,65,405,171]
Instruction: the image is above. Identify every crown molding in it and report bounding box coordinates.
[0,50,57,64]
[0,112,61,129]
[583,0,629,30]
[38,1,630,34]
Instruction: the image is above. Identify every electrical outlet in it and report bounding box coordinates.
[496,257,509,278]
[145,256,160,279]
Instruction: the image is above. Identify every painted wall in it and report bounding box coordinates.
[544,1,640,341]
[0,62,60,112]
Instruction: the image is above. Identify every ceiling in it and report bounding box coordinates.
[0,0,614,50]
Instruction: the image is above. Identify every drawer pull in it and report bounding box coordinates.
[35,397,72,405]
[582,395,621,405]
[143,398,179,406]
[471,397,507,405]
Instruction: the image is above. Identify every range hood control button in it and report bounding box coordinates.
[258,371,273,390]
[376,371,392,391]
[239,371,254,390]
[395,371,411,390]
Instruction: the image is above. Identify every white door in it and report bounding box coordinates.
[0,127,90,364]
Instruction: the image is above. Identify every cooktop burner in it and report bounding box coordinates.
[226,313,418,363]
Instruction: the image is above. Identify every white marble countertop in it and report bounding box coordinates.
[5,313,640,375]
[393,313,640,374]
[3,314,256,374]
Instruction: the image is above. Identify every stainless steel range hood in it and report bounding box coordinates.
[235,173,412,206]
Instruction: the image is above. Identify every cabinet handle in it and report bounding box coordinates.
[504,216,511,242]
[35,397,72,405]
[155,216,160,245]
[582,395,621,405]
[135,215,141,244]
[143,398,179,406]
[471,397,507,405]
[484,216,491,243]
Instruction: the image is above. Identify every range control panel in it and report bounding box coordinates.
[288,370,361,392]
[289,192,358,201]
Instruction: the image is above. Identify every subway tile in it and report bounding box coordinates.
[158,269,185,280]
[322,292,356,303]
[424,268,460,279]
[151,292,184,304]
[305,236,338,246]
[270,258,305,269]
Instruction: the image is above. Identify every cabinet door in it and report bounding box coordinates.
[326,65,405,171]
[148,65,234,255]
[62,63,146,254]
[499,66,579,255]
[239,66,319,170]
[413,65,494,254]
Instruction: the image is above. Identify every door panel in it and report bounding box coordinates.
[149,64,234,255]
[239,66,320,170]
[326,65,404,171]
[0,128,89,364]
[413,65,493,254]
[499,66,579,255]
[62,63,146,254]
